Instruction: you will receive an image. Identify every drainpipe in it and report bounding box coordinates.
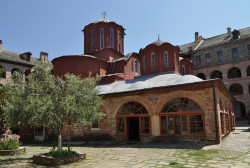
[212,82,220,144]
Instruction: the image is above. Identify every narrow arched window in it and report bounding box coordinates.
[211,70,223,79]
[143,56,146,72]
[131,61,134,72]
[110,28,114,48]
[135,61,139,74]
[91,30,94,51]
[100,28,104,49]
[228,67,241,79]
[151,52,155,69]
[164,51,168,67]
[182,65,186,75]
[118,31,121,52]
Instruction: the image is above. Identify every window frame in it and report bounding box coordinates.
[151,52,155,69]
[196,55,201,65]
[232,47,238,58]
[135,61,139,74]
[164,51,168,67]
[217,51,223,61]
[110,28,114,48]
[182,65,186,75]
[205,53,210,64]
[131,61,134,72]
[100,28,104,49]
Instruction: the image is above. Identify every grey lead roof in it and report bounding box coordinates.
[97,72,203,95]
[0,50,37,66]
[179,27,250,53]
[92,18,114,24]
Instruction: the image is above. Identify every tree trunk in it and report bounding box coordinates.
[58,132,62,152]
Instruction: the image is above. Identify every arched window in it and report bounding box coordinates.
[110,28,114,48]
[131,61,134,72]
[182,65,186,75]
[116,102,150,140]
[0,66,6,78]
[229,84,243,95]
[196,73,206,80]
[100,28,104,49]
[135,61,139,74]
[228,67,241,79]
[164,51,168,67]
[210,70,223,79]
[91,30,94,50]
[151,52,155,69]
[118,31,122,52]
[160,98,204,136]
[246,66,250,76]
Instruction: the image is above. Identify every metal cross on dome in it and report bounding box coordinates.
[102,10,107,18]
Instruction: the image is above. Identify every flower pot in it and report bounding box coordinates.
[0,147,26,155]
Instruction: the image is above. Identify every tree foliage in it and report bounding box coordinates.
[2,63,103,151]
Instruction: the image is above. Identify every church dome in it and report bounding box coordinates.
[151,40,166,46]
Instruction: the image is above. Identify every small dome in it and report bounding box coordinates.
[93,18,114,24]
[151,40,166,46]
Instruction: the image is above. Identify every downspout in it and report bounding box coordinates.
[212,82,220,144]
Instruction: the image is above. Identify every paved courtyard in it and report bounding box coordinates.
[0,120,250,168]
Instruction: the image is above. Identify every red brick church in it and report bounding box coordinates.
[51,17,236,143]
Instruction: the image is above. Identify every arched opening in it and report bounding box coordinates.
[160,98,204,136]
[247,66,250,76]
[0,66,6,78]
[210,70,223,79]
[11,68,22,79]
[116,102,150,141]
[233,101,246,118]
[229,84,243,95]
[228,67,241,79]
[196,73,206,80]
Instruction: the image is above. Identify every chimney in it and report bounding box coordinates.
[40,51,48,62]
[227,27,231,37]
[0,40,2,51]
[195,32,199,41]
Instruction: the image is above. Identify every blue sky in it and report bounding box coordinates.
[1,0,250,60]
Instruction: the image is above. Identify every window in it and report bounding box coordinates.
[182,65,186,75]
[232,48,238,58]
[131,61,134,72]
[143,56,145,72]
[217,51,223,61]
[141,117,150,134]
[196,55,201,65]
[229,84,243,95]
[91,30,94,50]
[110,28,114,48]
[118,31,122,52]
[135,61,139,74]
[228,67,241,79]
[205,53,210,64]
[151,52,155,69]
[117,118,124,133]
[248,45,250,55]
[100,28,104,49]
[92,121,98,128]
[164,51,168,67]
[160,98,204,136]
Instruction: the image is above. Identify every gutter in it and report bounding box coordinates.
[212,81,220,144]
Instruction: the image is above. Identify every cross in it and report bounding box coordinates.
[158,34,160,41]
[102,10,107,18]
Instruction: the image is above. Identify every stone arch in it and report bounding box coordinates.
[247,66,250,76]
[196,73,206,80]
[0,65,6,78]
[228,67,241,79]
[229,83,243,95]
[210,70,223,80]
[233,101,246,118]
[117,102,149,116]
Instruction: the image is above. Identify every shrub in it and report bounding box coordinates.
[44,146,77,158]
[0,129,20,150]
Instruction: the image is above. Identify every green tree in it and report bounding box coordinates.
[2,63,103,151]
